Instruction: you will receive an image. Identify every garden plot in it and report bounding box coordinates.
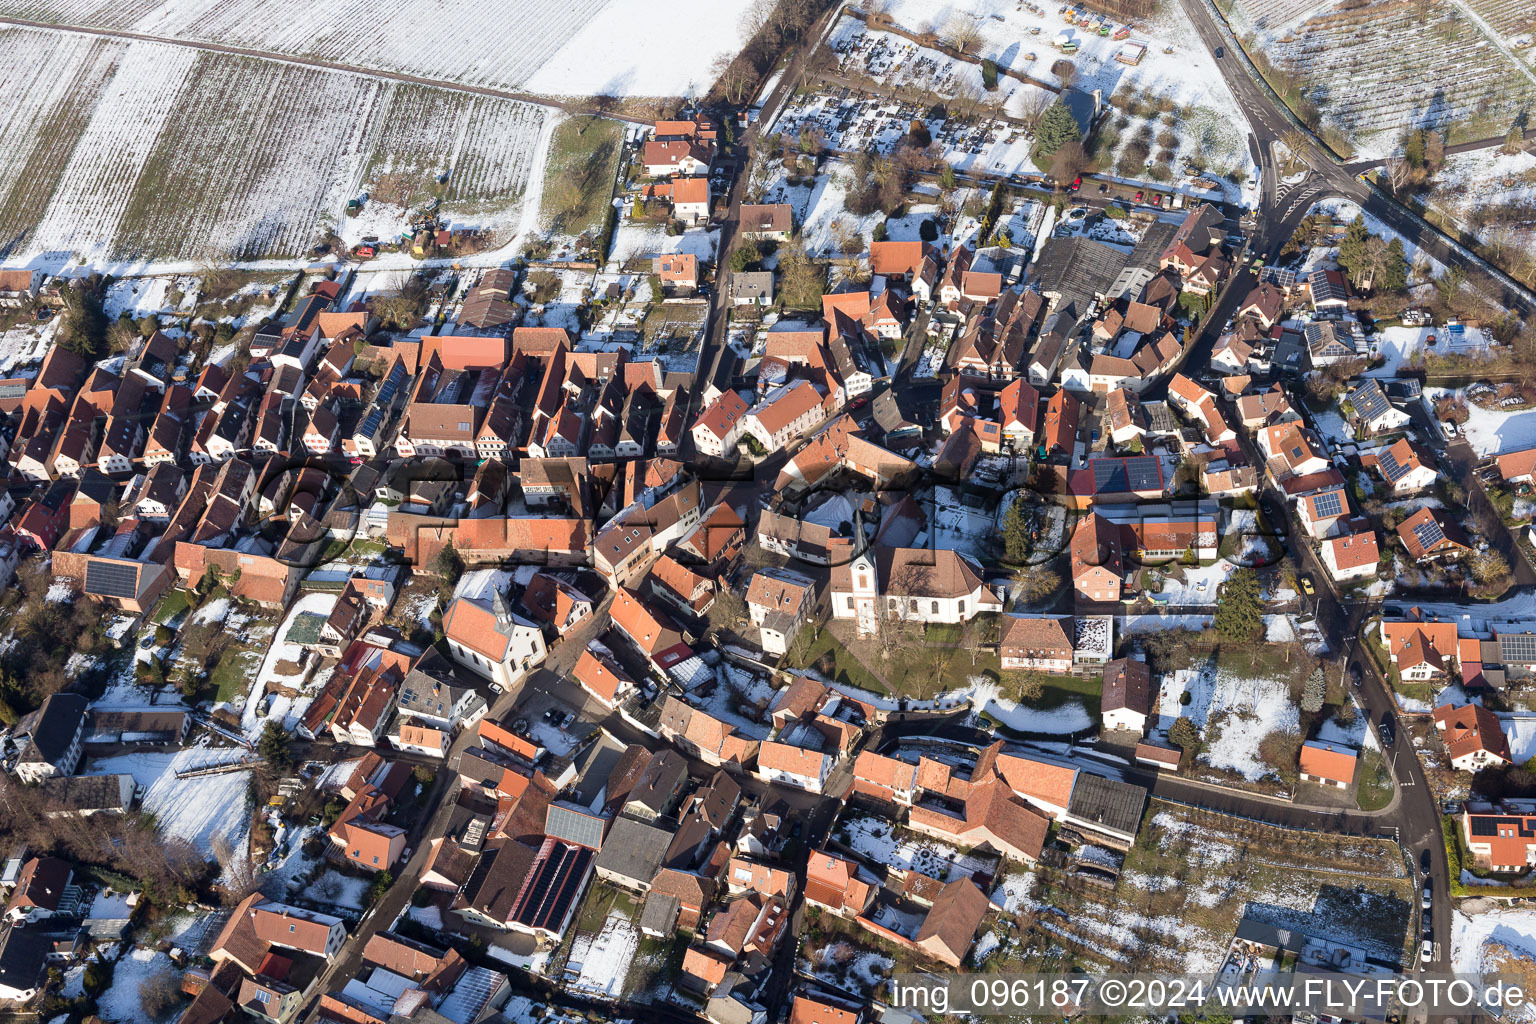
[961,675,1094,734]
[1008,805,1413,972]
[1453,907,1536,1013]
[1427,386,1536,456]
[97,948,177,1022]
[103,274,200,319]
[85,742,254,860]
[241,591,338,739]
[607,220,718,269]
[698,664,776,740]
[1155,658,1301,783]
[0,29,550,265]
[841,815,1000,882]
[1366,323,1496,376]
[309,869,372,911]
[567,911,640,998]
[801,942,893,993]
[0,317,56,374]
[788,166,886,258]
[927,485,994,560]
[1231,0,1536,156]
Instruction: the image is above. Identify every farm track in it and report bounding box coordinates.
[0,14,654,125]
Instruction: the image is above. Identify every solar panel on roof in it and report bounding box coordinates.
[1091,459,1129,492]
[0,381,25,400]
[84,560,140,600]
[1312,491,1343,518]
[545,805,605,850]
[1500,634,1536,664]
[1378,449,1408,482]
[1127,457,1161,491]
[1413,518,1445,550]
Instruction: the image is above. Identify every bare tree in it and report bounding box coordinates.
[1050,140,1092,184]
[1386,156,1414,194]
[947,16,984,55]
[1281,129,1310,171]
[1018,88,1053,132]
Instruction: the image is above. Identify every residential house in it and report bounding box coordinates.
[1361,437,1436,495]
[12,693,88,784]
[1101,658,1151,733]
[1397,507,1471,563]
[998,616,1074,674]
[745,567,817,656]
[1434,703,1512,772]
[1321,529,1379,582]
[1299,740,1357,788]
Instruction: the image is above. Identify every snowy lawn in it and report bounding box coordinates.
[567,910,640,998]
[1155,658,1300,783]
[97,949,177,1022]
[1427,387,1536,457]
[85,743,254,861]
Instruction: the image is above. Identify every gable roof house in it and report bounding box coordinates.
[1434,703,1513,772]
[1361,437,1437,495]
[1299,739,1358,788]
[1101,658,1151,734]
[1321,528,1379,582]
[1343,378,1410,435]
[1397,507,1471,563]
[12,693,88,784]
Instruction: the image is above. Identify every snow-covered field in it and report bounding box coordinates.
[0,29,549,264]
[1229,0,1536,158]
[85,743,253,859]
[5,0,753,99]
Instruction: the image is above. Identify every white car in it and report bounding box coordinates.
[1441,421,1458,439]
[1421,938,1433,960]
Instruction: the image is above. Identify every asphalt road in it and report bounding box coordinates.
[1177,0,1536,317]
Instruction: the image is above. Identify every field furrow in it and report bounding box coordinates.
[0,29,116,254]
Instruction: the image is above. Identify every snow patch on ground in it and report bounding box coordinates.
[85,743,253,860]
[566,910,640,998]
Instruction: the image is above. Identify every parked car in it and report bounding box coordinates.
[1421,879,1433,909]
[1299,574,1315,596]
[1420,938,1433,959]
[1134,190,1144,202]
[1151,194,1163,207]
[1349,663,1362,688]
[1421,848,1433,873]
[1069,176,1082,192]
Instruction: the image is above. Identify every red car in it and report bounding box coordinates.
[1133,190,1144,203]
[1151,194,1163,207]
[1068,176,1082,192]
